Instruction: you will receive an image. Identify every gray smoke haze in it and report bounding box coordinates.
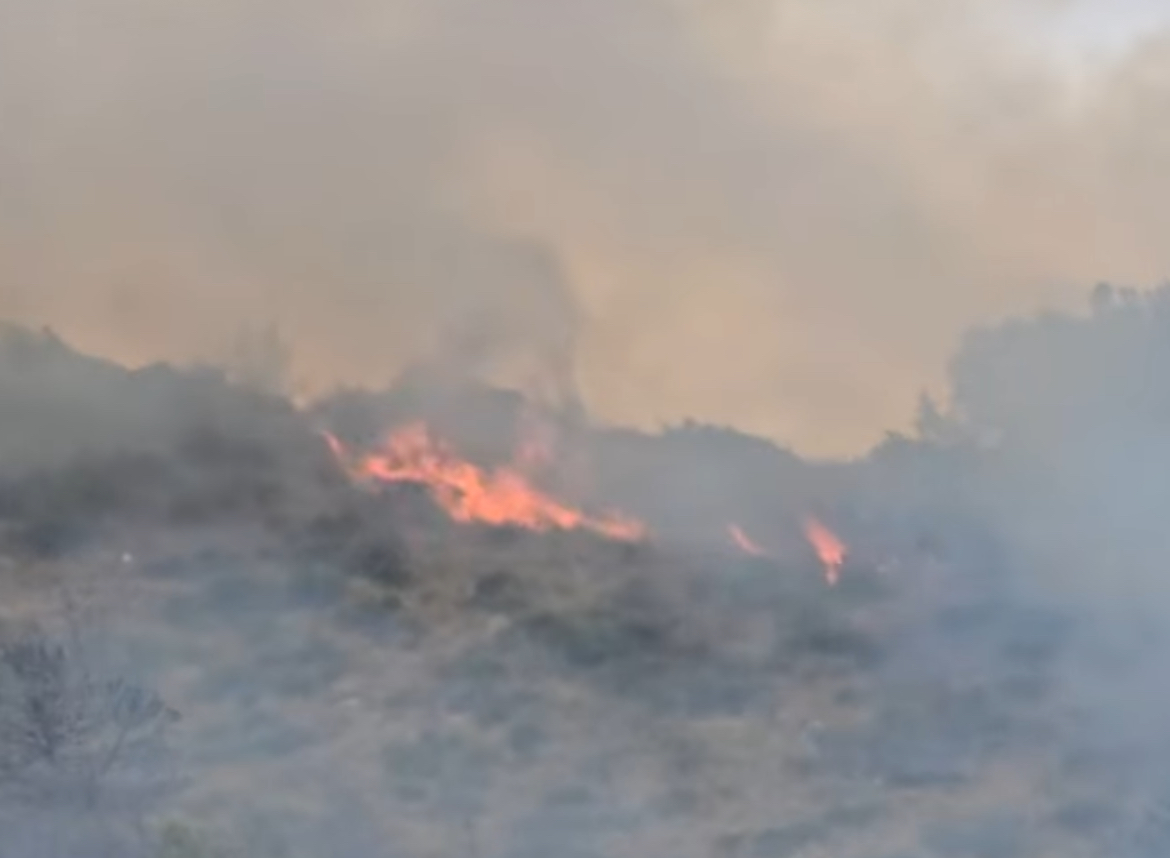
[5,290,1170,852]
[2,0,1170,455]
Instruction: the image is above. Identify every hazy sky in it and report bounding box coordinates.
[1,0,1169,455]
[1044,0,1170,57]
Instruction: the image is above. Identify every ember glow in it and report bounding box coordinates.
[803,517,846,586]
[728,524,767,557]
[325,424,646,542]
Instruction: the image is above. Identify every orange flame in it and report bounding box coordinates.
[728,524,767,557]
[803,517,846,586]
[325,423,645,542]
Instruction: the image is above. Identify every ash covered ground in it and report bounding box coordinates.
[4,287,1170,857]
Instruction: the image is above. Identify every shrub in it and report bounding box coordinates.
[0,631,179,810]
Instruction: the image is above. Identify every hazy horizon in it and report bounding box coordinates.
[3,0,1169,455]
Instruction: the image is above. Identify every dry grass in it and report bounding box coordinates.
[0,508,1117,858]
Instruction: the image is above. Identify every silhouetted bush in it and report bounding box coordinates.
[0,631,178,810]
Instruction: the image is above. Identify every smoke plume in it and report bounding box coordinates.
[3,0,1170,454]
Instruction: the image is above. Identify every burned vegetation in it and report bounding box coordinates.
[1,293,1170,858]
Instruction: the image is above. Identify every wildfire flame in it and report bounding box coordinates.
[728,524,767,557]
[325,423,646,542]
[803,517,846,586]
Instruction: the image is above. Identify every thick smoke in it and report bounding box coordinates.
[3,0,1170,453]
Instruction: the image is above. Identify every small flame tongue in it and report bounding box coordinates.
[325,423,645,542]
[729,524,767,557]
[803,517,846,586]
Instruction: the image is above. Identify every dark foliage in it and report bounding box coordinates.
[296,500,412,589]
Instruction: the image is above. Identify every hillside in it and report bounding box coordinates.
[0,312,1167,858]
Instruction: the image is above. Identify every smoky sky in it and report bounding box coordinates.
[2,0,1169,455]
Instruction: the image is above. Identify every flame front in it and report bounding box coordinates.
[325,423,645,542]
[803,517,846,586]
[729,524,767,557]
